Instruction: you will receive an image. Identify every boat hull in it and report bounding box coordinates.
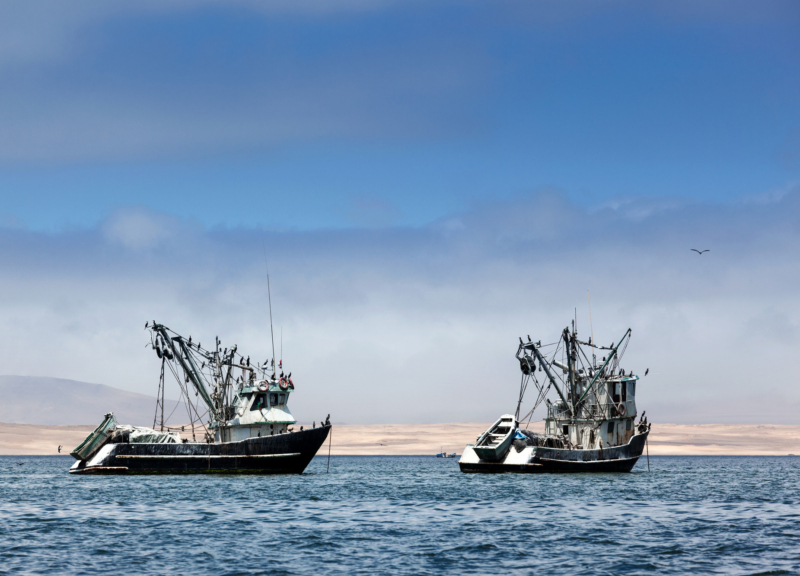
[459,430,649,474]
[70,425,331,475]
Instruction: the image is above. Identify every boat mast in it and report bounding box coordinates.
[261,237,277,378]
[565,327,576,416]
[267,272,276,377]
[160,358,165,431]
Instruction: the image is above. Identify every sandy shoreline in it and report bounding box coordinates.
[2,421,799,456]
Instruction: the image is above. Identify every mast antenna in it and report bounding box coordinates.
[261,236,277,377]
[588,290,596,367]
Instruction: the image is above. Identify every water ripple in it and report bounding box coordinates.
[1,455,799,575]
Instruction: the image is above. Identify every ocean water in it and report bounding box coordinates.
[1,455,799,575]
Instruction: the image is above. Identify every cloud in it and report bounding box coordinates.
[0,0,490,165]
[1,185,799,425]
[102,207,180,250]
[0,0,400,67]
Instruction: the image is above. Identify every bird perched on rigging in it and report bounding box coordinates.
[691,249,710,255]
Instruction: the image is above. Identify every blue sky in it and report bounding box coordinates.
[1,1,799,424]
[1,0,798,229]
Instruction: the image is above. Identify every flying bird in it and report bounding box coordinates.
[645,368,649,376]
[691,249,710,255]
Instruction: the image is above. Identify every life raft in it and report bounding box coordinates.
[258,382,268,392]
[279,378,289,391]
[617,403,626,416]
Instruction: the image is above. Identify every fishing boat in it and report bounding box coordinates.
[435,449,457,458]
[69,322,331,475]
[459,321,650,473]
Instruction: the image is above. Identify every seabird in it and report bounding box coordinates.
[645,368,649,376]
[691,249,710,255]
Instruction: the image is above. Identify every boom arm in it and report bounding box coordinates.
[155,325,218,420]
[524,343,572,414]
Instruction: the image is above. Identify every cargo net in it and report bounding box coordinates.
[512,429,566,453]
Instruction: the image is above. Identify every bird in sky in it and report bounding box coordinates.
[645,368,649,376]
[691,249,710,255]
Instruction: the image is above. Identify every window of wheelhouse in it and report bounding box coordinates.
[621,381,627,402]
[628,381,635,397]
[611,382,620,403]
[250,394,267,411]
[270,393,279,407]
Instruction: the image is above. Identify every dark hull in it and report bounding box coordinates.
[70,425,331,475]
[459,430,648,474]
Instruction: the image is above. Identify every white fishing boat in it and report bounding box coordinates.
[460,321,651,473]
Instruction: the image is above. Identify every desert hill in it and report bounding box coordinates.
[0,375,181,427]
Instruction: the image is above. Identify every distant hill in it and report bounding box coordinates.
[0,376,182,426]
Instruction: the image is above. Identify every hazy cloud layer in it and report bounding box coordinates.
[0,0,797,165]
[1,186,798,424]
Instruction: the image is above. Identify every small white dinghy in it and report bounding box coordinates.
[472,415,517,462]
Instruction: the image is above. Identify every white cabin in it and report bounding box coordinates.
[213,379,297,442]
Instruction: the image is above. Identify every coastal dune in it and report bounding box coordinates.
[2,421,800,457]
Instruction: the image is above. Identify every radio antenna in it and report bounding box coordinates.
[587,290,595,367]
[261,236,277,377]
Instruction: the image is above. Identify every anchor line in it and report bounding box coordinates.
[327,427,333,473]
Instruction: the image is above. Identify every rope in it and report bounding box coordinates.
[327,427,333,473]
